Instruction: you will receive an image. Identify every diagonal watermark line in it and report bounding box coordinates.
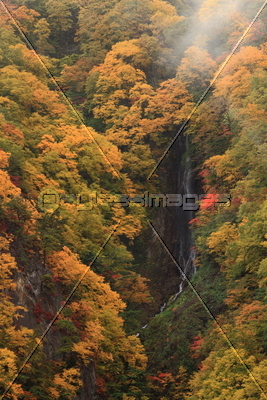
[148,221,267,400]
[0,223,120,400]
[147,0,267,180]
[0,0,122,180]
[1,0,266,397]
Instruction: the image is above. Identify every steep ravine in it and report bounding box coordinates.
[174,133,197,296]
[10,132,198,399]
[145,132,198,309]
[141,132,227,378]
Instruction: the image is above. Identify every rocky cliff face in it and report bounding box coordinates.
[146,132,198,306]
[175,133,197,292]
[12,242,96,400]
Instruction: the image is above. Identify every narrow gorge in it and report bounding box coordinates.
[1,1,267,399]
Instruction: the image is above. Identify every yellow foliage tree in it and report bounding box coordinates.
[207,222,239,256]
[47,247,147,381]
[52,367,83,399]
[176,46,217,97]
[114,272,152,304]
[214,46,267,109]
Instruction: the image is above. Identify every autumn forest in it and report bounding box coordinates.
[0,0,267,399]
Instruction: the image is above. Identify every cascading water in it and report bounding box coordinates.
[136,133,197,336]
[175,133,197,296]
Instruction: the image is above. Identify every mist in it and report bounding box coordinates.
[173,0,267,61]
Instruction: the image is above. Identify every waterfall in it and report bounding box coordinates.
[136,134,198,337]
[174,133,197,298]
